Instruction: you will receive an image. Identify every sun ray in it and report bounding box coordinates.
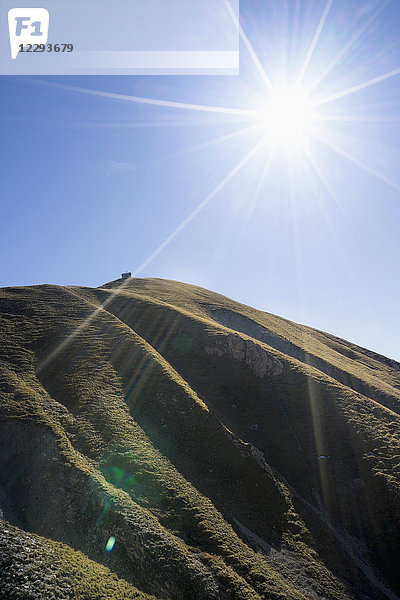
[313,67,400,108]
[302,143,345,213]
[302,147,357,287]
[242,146,277,221]
[30,0,400,381]
[101,123,265,176]
[300,155,337,233]
[308,0,392,93]
[286,146,304,290]
[306,379,332,515]
[297,0,334,85]
[30,78,262,118]
[68,119,242,130]
[311,130,400,193]
[156,122,266,163]
[36,300,107,374]
[253,148,276,203]
[313,114,400,123]
[36,134,267,373]
[222,0,275,93]
[131,134,268,277]
[286,152,334,507]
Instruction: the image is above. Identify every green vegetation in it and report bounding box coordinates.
[0,277,399,599]
[0,520,154,600]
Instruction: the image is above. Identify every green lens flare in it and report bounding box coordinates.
[105,536,116,552]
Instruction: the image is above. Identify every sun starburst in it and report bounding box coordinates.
[32,0,400,365]
[259,84,317,148]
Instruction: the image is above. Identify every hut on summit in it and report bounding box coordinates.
[121,272,131,280]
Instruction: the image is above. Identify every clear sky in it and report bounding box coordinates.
[1,0,400,361]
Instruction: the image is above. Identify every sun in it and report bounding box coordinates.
[40,0,400,281]
[260,84,316,149]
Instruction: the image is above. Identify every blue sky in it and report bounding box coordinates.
[1,0,400,361]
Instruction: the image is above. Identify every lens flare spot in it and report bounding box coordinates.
[105,536,116,552]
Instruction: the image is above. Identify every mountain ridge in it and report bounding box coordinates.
[1,277,399,600]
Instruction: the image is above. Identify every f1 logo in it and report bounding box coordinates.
[8,8,50,59]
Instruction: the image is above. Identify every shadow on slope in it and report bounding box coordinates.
[95,283,400,597]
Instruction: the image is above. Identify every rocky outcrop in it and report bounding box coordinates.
[2,279,400,600]
[211,309,400,413]
[205,333,284,378]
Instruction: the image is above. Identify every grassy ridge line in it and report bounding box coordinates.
[0,286,311,600]
[81,284,400,517]
[23,286,364,600]
[92,282,400,593]
[93,285,400,418]
[47,288,309,598]
[0,282,394,600]
[3,282,400,510]
[99,279,400,403]
[65,285,210,411]
[0,291,239,598]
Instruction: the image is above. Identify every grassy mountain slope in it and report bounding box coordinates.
[0,277,399,600]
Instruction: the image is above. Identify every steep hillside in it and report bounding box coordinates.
[1,277,399,600]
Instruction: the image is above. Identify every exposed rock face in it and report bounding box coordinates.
[1,278,400,600]
[205,333,284,378]
[211,308,400,413]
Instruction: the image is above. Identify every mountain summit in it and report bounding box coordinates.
[1,278,399,600]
